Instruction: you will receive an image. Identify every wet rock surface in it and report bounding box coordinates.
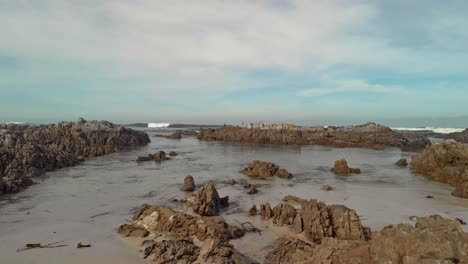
[118,204,248,263]
[395,158,408,167]
[0,119,150,194]
[198,122,430,151]
[137,151,170,162]
[183,175,195,192]
[411,141,468,198]
[241,160,292,179]
[332,159,361,176]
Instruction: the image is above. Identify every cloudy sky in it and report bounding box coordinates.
[1,0,467,125]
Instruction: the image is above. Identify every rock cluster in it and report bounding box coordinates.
[118,204,247,263]
[265,214,468,264]
[241,160,292,179]
[260,198,370,242]
[411,141,468,198]
[198,122,430,151]
[332,159,361,176]
[0,118,150,194]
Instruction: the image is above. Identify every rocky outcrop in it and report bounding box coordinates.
[183,175,195,192]
[260,198,370,243]
[0,118,150,194]
[441,128,468,143]
[241,160,292,179]
[411,141,468,198]
[118,204,247,264]
[332,159,361,176]
[198,122,430,151]
[395,158,408,167]
[192,181,221,216]
[264,209,468,263]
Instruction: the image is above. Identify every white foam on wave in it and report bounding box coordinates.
[148,122,171,128]
[392,127,465,134]
[4,122,25,124]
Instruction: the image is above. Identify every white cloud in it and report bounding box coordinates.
[298,79,404,97]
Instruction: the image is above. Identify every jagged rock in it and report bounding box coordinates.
[144,239,199,263]
[332,159,361,176]
[169,151,178,156]
[192,181,220,216]
[117,224,150,237]
[183,175,195,192]
[395,158,408,167]
[282,195,306,205]
[321,185,334,191]
[0,119,150,195]
[198,122,430,151]
[241,160,292,179]
[249,205,257,216]
[223,179,237,185]
[265,214,468,264]
[261,198,369,243]
[411,141,468,198]
[165,131,182,139]
[247,186,258,195]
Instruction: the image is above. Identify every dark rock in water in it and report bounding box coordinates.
[249,205,257,216]
[425,195,434,199]
[137,154,154,162]
[192,181,220,216]
[168,151,178,156]
[220,196,229,208]
[456,217,466,225]
[411,141,468,198]
[321,185,334,191]
[242,160,292,179]
[154,151,168,161]
[0,119,150,195]
[117,224,150,237]
[332,159,361,176]
[395,158,408,167]
[241,180,251,189]
[165,131,182,139]
[247,186,258,195]
[198,122,430,151]
[183,175,195,192]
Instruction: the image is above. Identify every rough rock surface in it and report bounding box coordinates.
[117,224,150,237]
[411,141,468,198]
[261,198,370,243]
[0,118,150,194]
[395,158,408,167]
[332,159,361,176]
[137,151,170,162]
[183,175,195,192]
[198,122,430,151]
[120,204,247,263]
[192,181,221,216]
[165,131,182,139]
[241,160,292,179]
[265,213,468,264]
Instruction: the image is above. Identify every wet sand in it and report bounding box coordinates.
[1,131,467,263]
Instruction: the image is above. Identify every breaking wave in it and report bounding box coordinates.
[148,123,171,128]
[392,127,465,134]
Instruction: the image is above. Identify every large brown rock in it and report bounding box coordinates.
[265,214,468,264]
[332,159,361,176]
[0,119,150,195]
[411,141,468,198]
[241,160,292,179]
[192,181,221,216]
[198,122,430,151]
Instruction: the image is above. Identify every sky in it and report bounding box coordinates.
[1,0,468,126]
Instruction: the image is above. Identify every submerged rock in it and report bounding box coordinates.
[332,159,361,176]
[192,181,220,216]
[183,175,195,192]
[321,185,334,191]
[0,119,150,195]
[411,141,468,198]
[169,151,178,156]
[241,160,292,179]
[247,186,258,195]
[249,205,257,216]
[395,158,408,167]
[154,151,168,161]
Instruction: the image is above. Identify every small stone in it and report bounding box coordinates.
[169,151,178,156]
[395,158,408,167]
[248,186,258,195]
[321,185,334,191]
[223,179,237,185]
[249,205,257,216]
[426,195,434,199]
